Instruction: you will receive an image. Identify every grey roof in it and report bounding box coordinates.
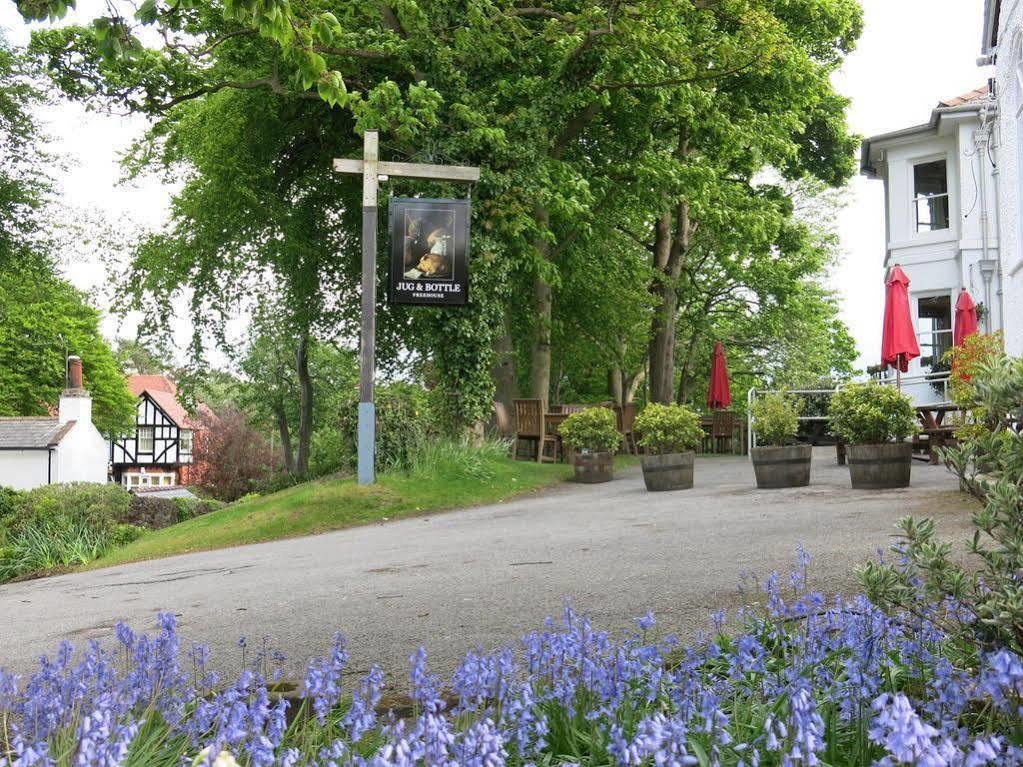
[0,418,77,450]
[131,487,198,499]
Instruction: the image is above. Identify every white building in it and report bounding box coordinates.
[0,357,110,491]
[861,86,1005,402]
[983,0,1023,356]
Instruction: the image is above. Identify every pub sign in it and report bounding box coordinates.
[388,198,470,306]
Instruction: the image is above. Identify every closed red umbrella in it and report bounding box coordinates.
[953,288,979,347]
[707,341,732,410]
[881,265,920,384]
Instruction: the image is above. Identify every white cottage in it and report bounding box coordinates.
[0,357,110,491]
[982,0,1023,356]
[861,86,1005,402]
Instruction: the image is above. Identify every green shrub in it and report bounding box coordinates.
[172,497,225,523]
[634,403,702,454]
[558,407,620,453]
[827,382,916,444]
[0,486,20,521]
[861,354,1023,653]
[0,482,131,537]
[0,517,112,581]
[405,438,511,482]
[333,382,438,473]
[0,483,133,582]
[750,393,801,447]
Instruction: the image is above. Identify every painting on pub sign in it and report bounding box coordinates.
[388,198,470,306]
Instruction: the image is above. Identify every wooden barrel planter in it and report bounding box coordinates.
[572,451,614,483]
[640,452,695,491]
[846,442,912,489]
[751,444,812,489]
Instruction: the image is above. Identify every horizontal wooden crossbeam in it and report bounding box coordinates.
[333,158,480,183]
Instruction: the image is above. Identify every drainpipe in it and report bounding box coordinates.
[988,114,1005,333]
[975,105,997,331]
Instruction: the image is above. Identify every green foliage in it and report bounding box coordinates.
[558,407,620,454]
[751,392,801,447]
[331,382,437,474]
[0,482,131,538]
[0,258,137,435]
[406,438,511,483]
[22,0,862,427]
[634,403,702,455]
[860,355,1023,653]
[827,382,916,445]
[0,482,134,581]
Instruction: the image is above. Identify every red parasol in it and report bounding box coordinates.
[707,341,732,410]
[953,288,979,347]
[881,265,920,384]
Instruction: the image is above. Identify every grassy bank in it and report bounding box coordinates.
[89,450,578,568]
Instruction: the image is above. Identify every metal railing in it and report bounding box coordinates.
[746,372,953,455]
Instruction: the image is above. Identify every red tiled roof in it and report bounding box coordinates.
[126,375,196,428]
[127,375,177,397]
[938,85,990,108]
[147,389,194,429]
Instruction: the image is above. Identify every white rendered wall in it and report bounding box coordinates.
[993,4,1023,355]
[54,421,109,484]
[0,451,51,490]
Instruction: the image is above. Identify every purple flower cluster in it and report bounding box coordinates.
[2,557,1023,766]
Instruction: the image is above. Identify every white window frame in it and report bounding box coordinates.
[179,429,193,453]
[137,426,155,453]
[911,157,951,234]
[121,471,177,489]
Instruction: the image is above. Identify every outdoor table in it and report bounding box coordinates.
[699,415,746,454]
[914,404,962,464]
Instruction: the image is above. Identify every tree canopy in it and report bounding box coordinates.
[19,0,865,435]
[0,36,135,436]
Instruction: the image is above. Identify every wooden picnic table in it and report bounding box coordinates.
[914,403,962,464]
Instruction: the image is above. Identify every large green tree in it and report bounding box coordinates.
[21,0,863,420]
[0,36,134,435]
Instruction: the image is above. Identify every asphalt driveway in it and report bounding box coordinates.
[0,449,976,682]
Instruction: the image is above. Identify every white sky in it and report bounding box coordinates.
[0,0,993,372]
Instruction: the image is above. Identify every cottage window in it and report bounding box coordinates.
[913,160,950,232]
[917,295,953,372]
[179,429,193,453]
[138,426,154,453]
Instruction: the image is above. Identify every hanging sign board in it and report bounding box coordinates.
[388,198,470,306]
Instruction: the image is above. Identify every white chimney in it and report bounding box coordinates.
[59,355,92,426]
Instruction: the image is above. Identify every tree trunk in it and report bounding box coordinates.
[295,332,313,475]
[528,103,600,411]
[530,205,554,408]
[647,197,693,404]
[648,211,677,403]
[491,313,517,413]
[608,367,623,405]
[275,403,295,473]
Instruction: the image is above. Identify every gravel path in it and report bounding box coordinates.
[0,449,975,682]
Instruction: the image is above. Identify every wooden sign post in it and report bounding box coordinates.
[334,131,480,485]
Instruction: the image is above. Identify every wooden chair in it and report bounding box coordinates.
[512,399,557,463]
[709,410,738,454]
[561,404,587,414]
[614,403,638,454]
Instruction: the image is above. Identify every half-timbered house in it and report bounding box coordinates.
[110,375,197,488]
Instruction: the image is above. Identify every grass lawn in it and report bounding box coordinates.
[88,454,588,569]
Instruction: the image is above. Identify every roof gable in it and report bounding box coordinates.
[144,390,193,429]
[127,375,177,397]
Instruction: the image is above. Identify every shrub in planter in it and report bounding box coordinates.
[828,382,917,489]
[750,393,811,489]
[559,407,620,483]
[634,403,703,491]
